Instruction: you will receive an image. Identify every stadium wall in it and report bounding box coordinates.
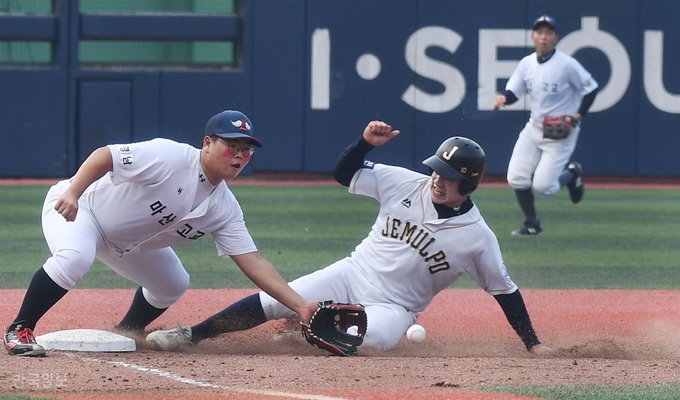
[0,0,678,178]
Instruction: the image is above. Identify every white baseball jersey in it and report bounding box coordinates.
[505,50,598,193]
[260,162,517,349]
[89,138,256,257]
[506,50,598,128]
[41,138,256,305]
[349,163,517,312]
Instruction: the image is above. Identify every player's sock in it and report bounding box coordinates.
[8,267,68,331]
[116,286,167,332]
[191,293,267,342]
[557,169,576,187]
[514,188,538,225]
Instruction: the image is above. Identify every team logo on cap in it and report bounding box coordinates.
[231,119,251,132]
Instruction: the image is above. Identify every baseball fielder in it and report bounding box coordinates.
[494,15,599,235]
[147,121,553,356]
[3,110,319,357]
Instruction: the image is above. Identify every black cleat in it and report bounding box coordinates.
[511,221,543,236]
[566,162,584,204]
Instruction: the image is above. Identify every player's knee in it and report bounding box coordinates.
[260,292,295,320]
[533,182,559,196]
[360,314,413,351]
[143,274,189,309]
[164,270,191,304]
[361,332,400,351]
[507,174,531,190]
[43,248,96,289]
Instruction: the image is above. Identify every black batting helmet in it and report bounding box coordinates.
[422,137,486,196]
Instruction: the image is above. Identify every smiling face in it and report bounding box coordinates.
[531,25,558,57]
[200,136,256,184]
[429,171,467,208]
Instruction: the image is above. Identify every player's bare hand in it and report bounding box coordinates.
[362,120,400,146]
[493,94,507,111]
[529,343,555,356]
[296,301,320,326]
[54,191,80,222]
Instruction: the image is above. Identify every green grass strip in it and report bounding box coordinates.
[1,184,679,289]
[486,383,680,399]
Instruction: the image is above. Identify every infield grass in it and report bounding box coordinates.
[0,397,55,400]
[489,383,680,399]
[2,184,679,289]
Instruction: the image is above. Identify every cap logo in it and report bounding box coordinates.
[460,167,467,173]
[231,119,251,132]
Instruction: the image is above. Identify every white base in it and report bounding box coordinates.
[35,329,136,352]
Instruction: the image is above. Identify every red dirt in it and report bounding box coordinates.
[3,288,680,400]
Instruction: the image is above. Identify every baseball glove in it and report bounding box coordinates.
[542,115,578,139]
[300,300,367,356]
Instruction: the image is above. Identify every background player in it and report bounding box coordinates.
[3,110,319,357]
[147,120,554,356]
[494,15,599,235]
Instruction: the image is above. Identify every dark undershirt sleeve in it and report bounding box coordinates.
[500,90,519,106]
[332,136,375,187]
[493,290,541,351]
[577,87,599,117]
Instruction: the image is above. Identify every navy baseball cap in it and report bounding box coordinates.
[533,15,557,32]
[205,110,263,147]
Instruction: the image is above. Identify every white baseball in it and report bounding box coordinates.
[406,324,426,343]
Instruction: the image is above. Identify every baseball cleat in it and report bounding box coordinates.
[566,162,584,204]
[146,322,192,351]
[3,325,46,357]
[511,221,543,236]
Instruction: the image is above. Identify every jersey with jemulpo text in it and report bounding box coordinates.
[348,162,517,313]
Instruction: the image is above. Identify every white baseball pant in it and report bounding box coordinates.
[40,180,190,309]
[259,257,418,350]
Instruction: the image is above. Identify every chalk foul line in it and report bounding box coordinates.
[66,352,346,400]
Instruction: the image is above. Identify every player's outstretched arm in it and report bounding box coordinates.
[494,290,553,355]
[231,252,317,324]
[332,120,399,186]
[362,120,400,147]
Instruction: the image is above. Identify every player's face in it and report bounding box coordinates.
[201,136,255,182]
[531,26,558,57]
[429,172,466,208]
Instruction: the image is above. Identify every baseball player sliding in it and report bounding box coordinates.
[494,15,599,236]
[3,110,320,357]
[147,121,554,356]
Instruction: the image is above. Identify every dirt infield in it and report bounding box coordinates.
[3,288,680,400]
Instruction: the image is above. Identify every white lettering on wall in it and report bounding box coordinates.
[311,28,330,110]
[478,29,532,111]
[311,18,680,114]
[558,17,629,112]
[401,26,466,113]
[644,30,680,113]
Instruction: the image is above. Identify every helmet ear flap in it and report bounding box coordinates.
[428,169,477,196]
[458,179,477,196]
